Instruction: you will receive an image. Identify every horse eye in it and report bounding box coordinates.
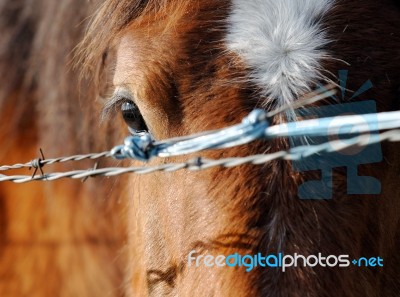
[121,101,148,134]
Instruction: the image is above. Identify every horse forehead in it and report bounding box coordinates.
[113,0,334,102]
[113,34,148,89]
[113,36,136,85]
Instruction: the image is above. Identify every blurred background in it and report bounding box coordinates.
[0,1,128,296]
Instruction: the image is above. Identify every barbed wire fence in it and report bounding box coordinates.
[2,87,400,184]
[1,129,400,183]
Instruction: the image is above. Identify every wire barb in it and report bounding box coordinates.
[81,162,99,183]
[29,148,46,179]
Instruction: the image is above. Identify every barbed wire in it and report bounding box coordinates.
[2,86,400,184]
[111,109,400,161]
[0,151,112,171]
[1,128,399,183]
[1,86,335,172]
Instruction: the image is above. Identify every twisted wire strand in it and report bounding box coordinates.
[111,109,400,160]
[0,152,112,171]
[1,129,399,184]
[1,87,399,183]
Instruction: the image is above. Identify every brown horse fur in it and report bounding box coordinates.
[1,0,400,296]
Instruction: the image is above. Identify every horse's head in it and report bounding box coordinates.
[79,0,400,296]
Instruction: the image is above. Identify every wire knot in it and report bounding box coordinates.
[29,148,46,178]
[111,133,154,161]
[30,158,43,169]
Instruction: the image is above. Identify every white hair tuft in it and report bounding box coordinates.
[226,0,334,106]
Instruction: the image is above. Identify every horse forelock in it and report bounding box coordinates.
[226,0,334,107]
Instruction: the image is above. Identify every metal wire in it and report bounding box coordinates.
[0,152,112,171]
[111,109,400,161]
[1,129,399,183]
[1,86,399,184]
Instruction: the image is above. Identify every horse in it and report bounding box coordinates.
[1,0,399,296]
